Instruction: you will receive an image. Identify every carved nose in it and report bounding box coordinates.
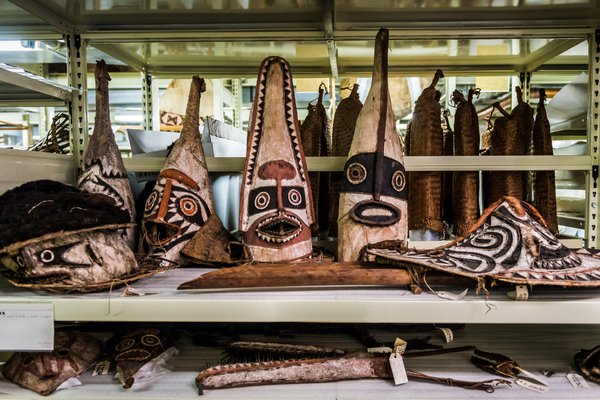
[258,160,296,181]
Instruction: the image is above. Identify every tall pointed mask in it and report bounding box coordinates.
[240,57,314,262]
[337,28,408,262]
[142,77,214,265]
[77,60,137,249]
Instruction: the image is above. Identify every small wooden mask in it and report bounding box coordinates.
[1,331,102,396]
[142,77,215,265]
[338,28,408,262]
[77,60,137,249]
[240,57,314,262]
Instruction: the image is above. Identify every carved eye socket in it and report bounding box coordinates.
[347,162,367,184]
[145,192,158,213]
[23,356,34,367]
[40,250,55,263]
[115,338,135,352]
[141,334,161,347]
[16,255,25,267]
[56,349,69,357]
[254,191,270,210]
[179,197,198,216]
[287,189,302,206]
[391,170,406,192]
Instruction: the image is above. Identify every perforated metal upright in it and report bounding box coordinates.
[66,33,88,168]
[141,67,153,131]
[587,28,600,248]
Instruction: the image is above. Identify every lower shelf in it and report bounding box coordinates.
[1,324,600,400]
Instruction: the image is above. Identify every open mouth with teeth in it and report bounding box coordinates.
[350,200,401,227]
[143,220,181,247]
[255,213,302,244]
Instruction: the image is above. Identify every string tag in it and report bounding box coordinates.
[92,360,110,376]
[507,285,529,300]
[566,371,590,388]
[437,327,454,343]
[389,337,408,385]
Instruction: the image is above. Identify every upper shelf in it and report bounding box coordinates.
[0,62,74,105]
[5,0,598,77]
[1,267,600,324]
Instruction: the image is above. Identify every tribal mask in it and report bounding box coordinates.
[0,180,139,292]
[108,326,178,389]
[1,331,102,396]
[77,60,137,249]
[240,56,314,262]
[337,28,408,262]
[365,196,600,287]
[142,77,214,265]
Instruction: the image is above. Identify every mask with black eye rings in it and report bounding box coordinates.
[254,191,271,210]
[178,197,198,217]
[346,162,367,185]
[391,170,406,192]
[39,250,55,264]
[287,189,302,206]
[115,338,135,352]
[15,255,25,267]
[144,192,158,214]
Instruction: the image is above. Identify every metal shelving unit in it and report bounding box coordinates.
[1,3,600,398]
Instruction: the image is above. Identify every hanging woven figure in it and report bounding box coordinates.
[337,28,408,262]
[452,89,480,237]
[487,87,528,206]
[77,60,137,249]
[365,196,600,291]
[142,77,217,266]
[533,89,558,234]
[512,86,535,201]
[441,109,454,236]
[408,69,445,240]
[329,83,363,237]
[1,331,102,396]
[239,56,315,262]
[300,83,332,237]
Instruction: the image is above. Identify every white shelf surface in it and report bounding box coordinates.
[0,149,74,193]
[123,155,593,173]
[1,324,600,399]
[3,268,600,324]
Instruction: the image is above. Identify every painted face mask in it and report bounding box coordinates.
[240,56,314,262]
[142,77,214,265]
[365,196,600,288]
[77,60,137,249]
[0,180,139,292]
[337,28,408,262]
[1,331,102,396]
[108,326,179,389]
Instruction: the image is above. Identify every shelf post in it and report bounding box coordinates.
[586,28,600,248]
[66,33,88,169]
[141,67,153,130]
[231,78,242,129]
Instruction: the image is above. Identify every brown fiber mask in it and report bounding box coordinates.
[240,56,314,262]
[337,28,408,262]
[142,77,215,265]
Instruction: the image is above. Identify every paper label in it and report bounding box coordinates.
[92,361,111,376]
[389,353,408,385]
[437,327,454,343]
[0,303,54,351]
[508,285,529,301]
[567,371,590,388]
[393,338,407,355]
[515,378,548,393]
[435,288,468,301]
[367,346,393,354]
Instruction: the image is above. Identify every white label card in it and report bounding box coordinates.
[567,371,590,388]
[0,303,54,351]
[515,378,548,393]
[508,285,529,301]
[389,353,408,385]
[393,338,407,355]
[92,361,111,376]
[367,346,393,354]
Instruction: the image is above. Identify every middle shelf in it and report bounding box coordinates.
[3,267,600,324]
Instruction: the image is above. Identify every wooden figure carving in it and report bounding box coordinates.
[533,89,558,234]
[452,89,480,237]
[300,83,332,236]
[142,77,215,265]
[1,331,102,396]
[408,69,444,235]
[77,60,136,249]
[240,57,314,262]
[337,28,408,261]
[329,84,363,237]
